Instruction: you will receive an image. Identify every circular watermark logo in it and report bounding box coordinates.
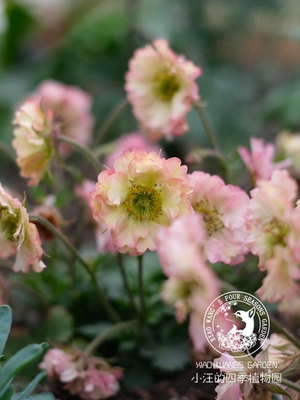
[203,291,270,357]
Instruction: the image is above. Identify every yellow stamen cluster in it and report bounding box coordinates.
[155,71,180,102]
[266,218,290,248]
[123,184,163,221]
[193,200,224,236]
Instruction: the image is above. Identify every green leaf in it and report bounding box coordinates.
[0,343,48,393]
[12,371,46,400]
[40,306,73,343]
[0,355,8,362]
[0,306,12,356]
[0,385,14,400]
[142,341,190,372]
[31,394,56,400]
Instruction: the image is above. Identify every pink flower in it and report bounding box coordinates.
[247,170,300,301]
[40,348,122,400]
[238,137,290,182]
[277,130,300,176]
[90,149,192,255]
[189,171,249,265]
[76,180,116,255]
[0,184,46,273]
[156,213,219,351]
[125,39,201,140]
[32,196,62,240]
[12,100,55,186]
[104,132,164,169]
[31,80,94,157]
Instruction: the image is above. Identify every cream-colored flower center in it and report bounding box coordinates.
[155,71,180,102]
[193,200,224,236]
[123,184,163,221]
[0,206,19,241]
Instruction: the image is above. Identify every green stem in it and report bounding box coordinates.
[194,102,227,179]
[58,135,101,174]
[29,215,120,323]
[95,98,128,145]
[281,378,300,394]
[117,253,137,312]
[84,320,137,356]
[137,255,146,324]
[270,317,300,351]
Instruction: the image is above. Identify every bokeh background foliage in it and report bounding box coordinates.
[0,0,300,393]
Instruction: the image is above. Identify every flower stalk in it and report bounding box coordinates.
[57,135,101,174]
[84,320,137,356]
[29,214,120,323]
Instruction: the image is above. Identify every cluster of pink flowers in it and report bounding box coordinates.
[0,184,45,273]
[238,137,290,182]
[247,169,300,302]
[13,80,94,186]
[156,213,219,350]
[40,348,123,400]
[125,39,201,140]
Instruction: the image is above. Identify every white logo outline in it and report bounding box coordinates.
[203,291,270,357]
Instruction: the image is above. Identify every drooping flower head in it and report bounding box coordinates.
[0,184,45,273]
[12,100,55,186]
[104,131,164,169]
[125,39,202,140]
[188,171,249,265]
[238,137,290,183]
[31,80,94,157]
[156,213,219,351]
[247,170,300,302]
[40,347,122,400]
[90,148,192,255]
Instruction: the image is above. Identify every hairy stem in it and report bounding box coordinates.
[137,255,146,327]
[58,135,101,174]
[281,378,300,394]
[117,253,137,313]
[194,102,227,180]
[96,98,128,145]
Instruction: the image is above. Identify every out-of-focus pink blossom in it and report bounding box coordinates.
[40,347,122,400]
[0,184,45,273]
[90,149,192,255]
[32,195,62,240]
[189,171,249,265]
[125,39,201,140]
[238,137,290,182]
[104,132,164,169]
[247,170,300,302]
[277,130,300,176]
[31,80,94,157]
[76,180,116,255]
[156,213,219,351]
[12,100,55,186]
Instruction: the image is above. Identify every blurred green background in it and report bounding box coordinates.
[1,0,300,175]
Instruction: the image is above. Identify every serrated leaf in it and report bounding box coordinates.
[12,371,46,400]
[0,343,47,393]
[0,306,12,356]
[149,342,190,372]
